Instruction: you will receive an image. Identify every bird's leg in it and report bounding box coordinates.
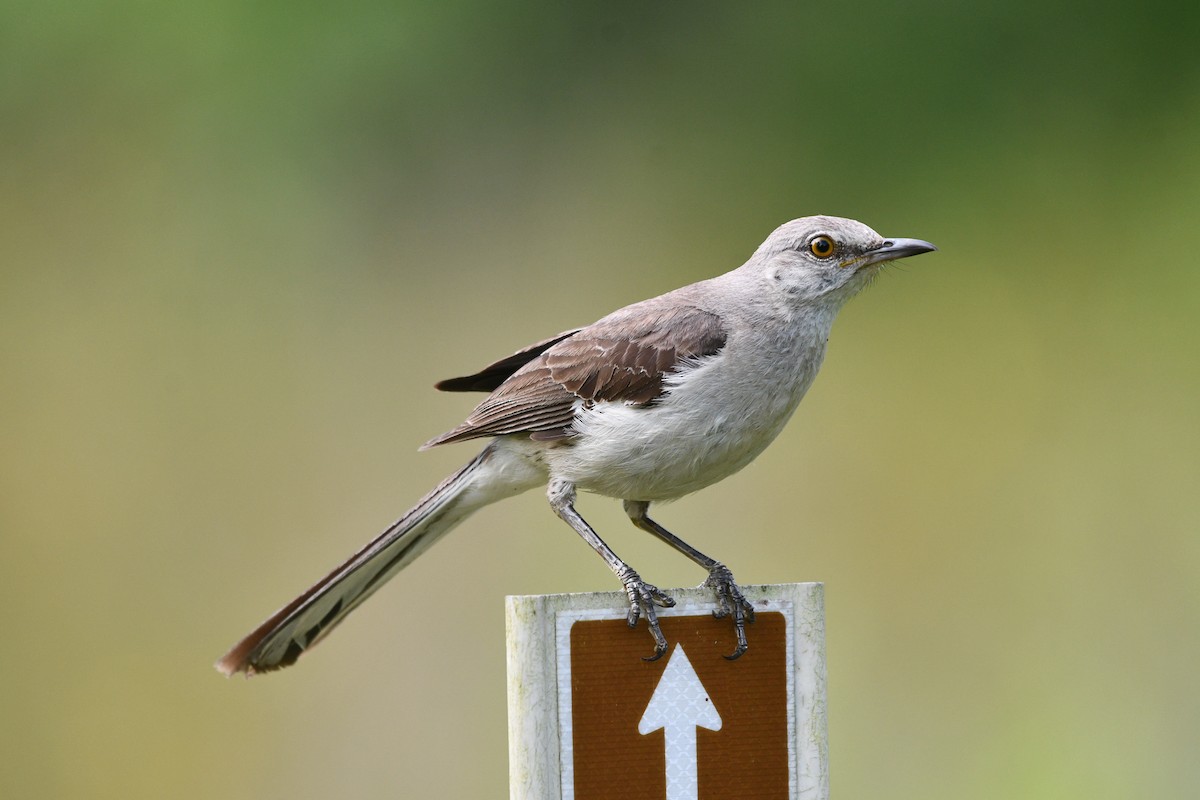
[624,500,756,660]
[548,480,674,661]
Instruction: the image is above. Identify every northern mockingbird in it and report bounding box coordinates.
[217,215,936,675]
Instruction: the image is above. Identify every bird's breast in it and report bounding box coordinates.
[548,335,827,501]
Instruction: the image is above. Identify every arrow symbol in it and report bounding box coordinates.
[638,643,722,800]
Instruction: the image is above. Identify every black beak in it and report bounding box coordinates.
[861,237,938,267]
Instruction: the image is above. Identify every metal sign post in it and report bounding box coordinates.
[507,583,828,800]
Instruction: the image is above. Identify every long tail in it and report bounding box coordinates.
[216,441,541,676]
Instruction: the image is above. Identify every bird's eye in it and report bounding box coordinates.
[809,235,836,258]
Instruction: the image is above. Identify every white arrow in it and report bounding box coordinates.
[638,643,722,800]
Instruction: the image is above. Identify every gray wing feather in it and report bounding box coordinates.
[422,305,726,448]
[434,328,583,393]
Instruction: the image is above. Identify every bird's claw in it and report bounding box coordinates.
[704,564,755,660]
[619,570,675,661]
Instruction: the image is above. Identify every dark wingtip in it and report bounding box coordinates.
[434,376,481,392]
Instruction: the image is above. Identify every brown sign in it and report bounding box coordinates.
[563,611,790,799]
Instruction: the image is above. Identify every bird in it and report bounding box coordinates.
[216,215,937,675]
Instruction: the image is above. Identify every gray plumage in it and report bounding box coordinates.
[217,215,936,675]
[424,306,727,447]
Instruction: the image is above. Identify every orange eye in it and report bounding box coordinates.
[809,235,836,258]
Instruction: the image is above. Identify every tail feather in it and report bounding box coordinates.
[216,442,537,676]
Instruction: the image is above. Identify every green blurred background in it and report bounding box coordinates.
[3,2,1198,798]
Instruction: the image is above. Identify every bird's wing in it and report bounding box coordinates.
[421,305,727,448]
[434,328,584,393]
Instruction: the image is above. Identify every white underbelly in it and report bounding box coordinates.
[547,353,820,501]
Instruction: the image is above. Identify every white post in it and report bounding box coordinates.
[507,582,828,800]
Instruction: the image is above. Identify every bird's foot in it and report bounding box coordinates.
[704,563,756,660]
[618,568,676,662]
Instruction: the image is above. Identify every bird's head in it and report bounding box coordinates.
[751,215,937,304]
